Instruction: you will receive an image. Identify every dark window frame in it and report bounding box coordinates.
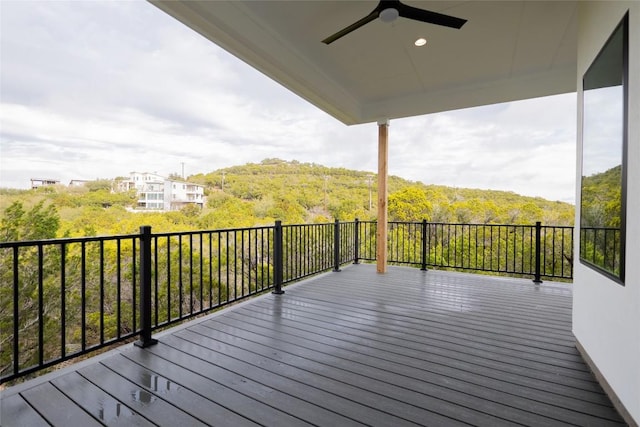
[579,12,628,285]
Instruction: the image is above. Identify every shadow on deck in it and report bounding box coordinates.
[0,264,626,426]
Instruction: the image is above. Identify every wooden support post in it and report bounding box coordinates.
[377,119,389,273]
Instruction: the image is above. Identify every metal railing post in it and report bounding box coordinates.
[353,218,360,264]
[333,219,341,272]
[135,225,158,348]
[272,221,285,294]
[421,219,428,271]
[533,221,543,284]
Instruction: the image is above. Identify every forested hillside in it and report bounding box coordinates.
[580,165,622,227]
[0,158,574,239]
[190,159,574,226]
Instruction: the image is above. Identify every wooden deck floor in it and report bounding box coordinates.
[1,265,626,426]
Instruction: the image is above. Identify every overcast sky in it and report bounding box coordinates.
[0,1,577,203]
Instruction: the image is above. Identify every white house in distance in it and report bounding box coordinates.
[118,171,205,211]
[152,1,639,423]
[30,178,60,189]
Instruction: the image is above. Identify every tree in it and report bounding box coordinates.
[1,201,59,241]
[0,201,61,378]
[388,186,432,222]
[85,179,112,192]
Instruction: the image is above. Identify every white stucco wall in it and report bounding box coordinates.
[574,2,639,424]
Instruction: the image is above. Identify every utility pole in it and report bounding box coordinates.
[367,174,374,211]
[181,162,185,179]
[221,172,226,192]
[323,175,329,209]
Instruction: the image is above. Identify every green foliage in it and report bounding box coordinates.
[0,202,63,377]
[0,202,26,241]
[1,201,60,241]
[389,186,432,222]
[85,179,112,192]
[581,165,621,227]
[180,203,201,218]
[199,159,574,226]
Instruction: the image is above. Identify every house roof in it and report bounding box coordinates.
[150,1,578,125]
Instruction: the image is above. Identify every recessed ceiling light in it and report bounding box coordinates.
[414,38,427,47]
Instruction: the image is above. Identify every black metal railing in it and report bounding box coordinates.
[1,233,143,383]
[579,226,622,277]
[0,219,573,383]
[0,221,357,383]
[357,220,573,281]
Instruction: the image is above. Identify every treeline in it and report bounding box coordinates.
[0,158,575,240]
[189,158,575,227]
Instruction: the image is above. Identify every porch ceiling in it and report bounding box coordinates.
[150,1,578,125]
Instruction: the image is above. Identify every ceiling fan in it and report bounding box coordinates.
[322,0,467,45]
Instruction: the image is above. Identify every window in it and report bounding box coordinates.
[580,13,628,284]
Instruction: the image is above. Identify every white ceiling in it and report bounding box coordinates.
[150,1,578,125]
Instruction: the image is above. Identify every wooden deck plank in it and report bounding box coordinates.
[286,291,576,353]
[224,304,596,384]
[185,322,619,426]
[321,269,573,319]
[278,272,588,370]
[328,276,573,324]
[248,297,584,363]
[1,264,627,427]
[77,363,208,426]
[290,273,573,339]
[51,371,155,427]
[0,393,49,427]
[160,333,446,426]
[20,382,102,426]
[203,317,610,426]
[174,327,519,427]
[100,355,261,427]
[200,315,619,418]
[293,276,576,342]
[142,340,389,426]
[121,346,318,427]
[265,296,581,360]
[211,308,608,402]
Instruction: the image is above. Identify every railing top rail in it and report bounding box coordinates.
[281,221,357,229]
[0,225,287,247]
[0,232,140,248]
[386,221,574,229]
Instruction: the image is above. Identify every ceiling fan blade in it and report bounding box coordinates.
[397,3,466,29]
[322,11,379,44]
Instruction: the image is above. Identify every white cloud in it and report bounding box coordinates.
[0,1,576,203]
